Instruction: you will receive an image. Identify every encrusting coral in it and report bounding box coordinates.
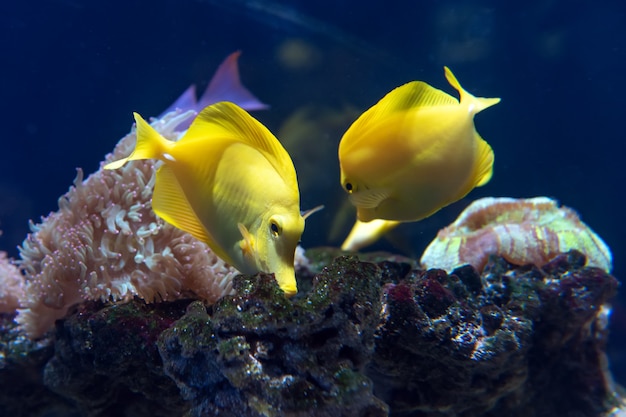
[420,196,612,273]
[16,111,239,338]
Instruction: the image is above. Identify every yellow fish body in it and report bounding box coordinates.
[105,102,304,296]
[338,67,500,223]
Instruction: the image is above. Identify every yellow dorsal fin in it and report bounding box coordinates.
[104,113,172,170]
[444,66,501,114]
[384,81,460,109]
[152,164,233,264]
[473,132,495,187]
[183,102,295,184]
[347,80,458,139]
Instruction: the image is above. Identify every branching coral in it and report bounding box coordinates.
[16,111,239,338]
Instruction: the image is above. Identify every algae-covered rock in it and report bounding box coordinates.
[0,313,76,417]
[158,256,388,417]
[43,301,189,417]
[371,250,620,416]
[0,249,621,417]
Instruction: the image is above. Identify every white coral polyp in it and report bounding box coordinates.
[16,110,238,338]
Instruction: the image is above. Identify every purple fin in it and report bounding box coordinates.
[159,85,197,117]
[197,51,269,111]
[159,51,268,123]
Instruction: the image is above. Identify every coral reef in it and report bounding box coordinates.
[0,249,620,416]
[0,313,76,417]
[157,257,387,417]
[373,250,619,416]
[15,111,239,338]
[0,251,24,312]
[43,301,188,417]
[420,196,612,273]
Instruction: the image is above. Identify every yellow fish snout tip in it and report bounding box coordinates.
[274,271,297,297]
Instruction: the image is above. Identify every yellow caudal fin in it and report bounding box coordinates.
[104,113,172,170]
[473,132,495,187]
[444,67,500,114]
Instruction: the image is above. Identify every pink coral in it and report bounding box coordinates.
[420,197,612,273]
[0,251,24,312]
[16,111,238,338]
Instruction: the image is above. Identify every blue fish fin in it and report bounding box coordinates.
[198,51,269,111]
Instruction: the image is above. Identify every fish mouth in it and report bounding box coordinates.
[273,267,297,297]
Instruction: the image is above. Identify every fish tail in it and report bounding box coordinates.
[104,113,173,170]
[443,66,500,114]
[472,97,501,113]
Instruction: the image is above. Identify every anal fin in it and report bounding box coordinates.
[152,165,222,255]
[473,132,495,187]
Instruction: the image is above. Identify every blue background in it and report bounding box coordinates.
[2,0,625,384]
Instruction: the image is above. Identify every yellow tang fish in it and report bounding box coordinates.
[338,67,500,224]
[105,102,304,296]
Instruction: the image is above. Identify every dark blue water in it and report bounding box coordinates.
[2,0,625,384]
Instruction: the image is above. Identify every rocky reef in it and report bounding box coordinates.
[0,249,622,416]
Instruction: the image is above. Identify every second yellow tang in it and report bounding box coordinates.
[105,102,304,296]
[338,67,500,223]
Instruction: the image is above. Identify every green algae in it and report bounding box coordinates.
[3,248,618,417]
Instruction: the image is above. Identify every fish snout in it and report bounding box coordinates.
[273,266,297,297]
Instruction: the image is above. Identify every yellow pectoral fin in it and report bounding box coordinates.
[473,132,495,187]
[349,188,391,209]
[237,223,256,260]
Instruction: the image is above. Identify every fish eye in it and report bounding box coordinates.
[344,182,354,193]
[270,221,281,237]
